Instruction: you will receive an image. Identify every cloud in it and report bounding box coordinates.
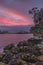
[0,0,31,13]
[0,7,33,26]
[0,0,39,26]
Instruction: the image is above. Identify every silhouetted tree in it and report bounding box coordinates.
[29,7,43,39]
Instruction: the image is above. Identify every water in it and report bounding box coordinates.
[0,34,33,52]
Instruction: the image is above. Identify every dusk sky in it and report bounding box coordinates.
[0,0,43,26]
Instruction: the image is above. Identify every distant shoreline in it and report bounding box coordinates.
[0,33,30,34]
[0,33,31,34]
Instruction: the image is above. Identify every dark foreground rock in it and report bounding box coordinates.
[0,38,43,65]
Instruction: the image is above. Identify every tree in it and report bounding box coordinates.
[29,7,43,39]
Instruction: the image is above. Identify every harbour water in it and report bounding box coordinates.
[0,34,33,52]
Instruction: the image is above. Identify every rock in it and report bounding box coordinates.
[27,38,41,46]
[36,61,43,65]
[9,59,19,65]
[40,48,43,55]
[37,55,43,62]
[31,63,36,65]
[4,44,14,52]
[10,47,15,54]
[18,59,29,65]
[2,53,13,64]
[0,53,5,62]
[0,62,5,65]
[0,38,42,65]
[21,53,38,63]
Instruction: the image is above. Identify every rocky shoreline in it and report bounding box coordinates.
[0,38,43,65]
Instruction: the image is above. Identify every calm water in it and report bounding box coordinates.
[0,34,33,52]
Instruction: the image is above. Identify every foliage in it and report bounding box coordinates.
[29,7,43,39]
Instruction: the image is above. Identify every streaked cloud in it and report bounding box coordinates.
[0,0,43,26]
[0,7,33,26]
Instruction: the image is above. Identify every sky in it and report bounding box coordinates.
[0,0,43,31]
[0,0,43,26]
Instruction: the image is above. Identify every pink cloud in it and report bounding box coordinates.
[0,7,34,26]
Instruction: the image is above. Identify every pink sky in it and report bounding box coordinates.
[0,0,43,26]
[0,7,34,26]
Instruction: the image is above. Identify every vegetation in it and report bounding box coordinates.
[29,7,43,39]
